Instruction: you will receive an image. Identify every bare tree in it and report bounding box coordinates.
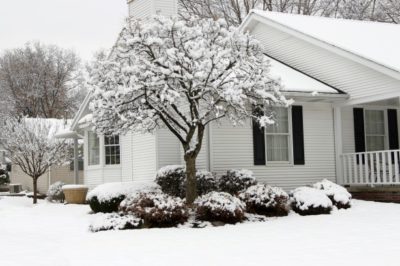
[1,118,69,203]
[0,42,86,119]
[179,0,400,26]
[88,16,290,204]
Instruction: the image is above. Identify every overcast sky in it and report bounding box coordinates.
[0,0,127,61]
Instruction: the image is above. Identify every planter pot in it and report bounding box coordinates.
[62,185,89,204]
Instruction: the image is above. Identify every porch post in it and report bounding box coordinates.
[73,137,79,184]
[333,106,344,184]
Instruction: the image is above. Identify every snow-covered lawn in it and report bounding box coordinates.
[1,197,400,266]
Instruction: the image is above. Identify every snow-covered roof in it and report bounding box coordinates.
[268,57,338,94]
[252,10,400,73]
[24,118,72,140]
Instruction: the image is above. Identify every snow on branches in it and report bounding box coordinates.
[88,16,291,203]
[1,118,70,203]
[89,16,290,141]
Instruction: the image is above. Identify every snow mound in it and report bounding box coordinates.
[313,179,352,208]
[86,182,157,203]
[89,213,142,232]
[290,187,332,212]
[156,165,185,178]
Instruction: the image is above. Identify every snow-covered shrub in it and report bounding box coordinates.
[46,181,65,203]
[313,179,352,209]
[218,169,257,195]
[195,192,246,224]
[155,165,186,198]
[87,182,156,213]
[89,213,142,233]
[290,187,333,216]
[191,170,218,196]
[239,184,289,217]
[120,188,189,228]
[0,168,10,185]
[155,166,218,198]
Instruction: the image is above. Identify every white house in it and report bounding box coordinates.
[64,0,400,192]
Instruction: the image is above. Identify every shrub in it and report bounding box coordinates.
[0,168,10,185]
[195,191,246,224]
[46,181,65,203]
[155,165,186,198]
[290,187,333,216]
[87,182,156,213]
[218,169,257,195]
[155,165,218,198]
[89,213,142,232]
[120,188,189,228]
[239,184,289,217]
[313,179,352,209]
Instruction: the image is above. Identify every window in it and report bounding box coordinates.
[265,107,291,162]
[88,132,100,165]
[365,109,386,151]
[104,135,120,165]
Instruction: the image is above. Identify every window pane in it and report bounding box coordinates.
[365,110,385,135]
[88,132,100,165]
[104,135,121,165]
[266,135,289,161]
[266,107,289,134]
[366,136,385,151]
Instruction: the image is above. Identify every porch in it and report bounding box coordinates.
[336,97,400,202]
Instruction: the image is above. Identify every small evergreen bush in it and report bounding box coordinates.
[46,181,65,203]
[195,191,246,224]
[120,188,189,228]
[155,165,218,198]
[290,187,332,216]
[87,182,154,213]
[218,169,257,195]
[0,168,10,185]
[239,184,289,217]
[313,179,352,209]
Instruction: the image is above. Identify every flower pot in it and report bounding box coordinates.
[62,185,89,204]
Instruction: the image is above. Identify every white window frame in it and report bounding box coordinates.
[104,135,121,166]
[364,108,388,152]
[264,106,293,165]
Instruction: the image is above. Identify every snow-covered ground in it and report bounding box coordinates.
[0,197,399,266]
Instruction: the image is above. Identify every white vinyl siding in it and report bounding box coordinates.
[250,22,400,102]
[156,128,181,168]
[209,102,336,191]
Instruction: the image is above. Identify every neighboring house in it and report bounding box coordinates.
[8,118,84,193]
[66,0,400,194]
[11,165,84,194]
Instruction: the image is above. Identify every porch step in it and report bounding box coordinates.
[348,186,400,203]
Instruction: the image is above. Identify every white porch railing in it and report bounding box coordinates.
[341,149,400,186]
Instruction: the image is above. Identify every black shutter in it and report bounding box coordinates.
[253,107,266,165]
[292,106,305,165]
[388,109,399,150]
[353,108,365,153]
[353,108,365,164]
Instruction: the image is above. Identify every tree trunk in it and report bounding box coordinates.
[185,155,197,205]
[32,177,38,204]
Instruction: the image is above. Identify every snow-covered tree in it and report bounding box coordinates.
[89,16,290,204]
[1,118,69,203]
[0,42,86,119]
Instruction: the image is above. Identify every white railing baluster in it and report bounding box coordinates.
[364,153,369,184]
[353,154,358,184]
[369,152,374,186]
[376,152,380,184]
[382,151,387,184]
[388,151,393,183]
[348,155,353,184]
[358,154,362,184]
